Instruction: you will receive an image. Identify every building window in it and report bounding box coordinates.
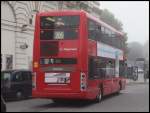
[29,18,32,25]
[6,55,13,70]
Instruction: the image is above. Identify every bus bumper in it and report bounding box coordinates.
[32,91,94,100]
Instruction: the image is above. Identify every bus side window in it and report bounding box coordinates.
[88,20,96,41]
[88,57,105,79]
[88,19,102,42]
[96,25,101,41]
[119,61,126,77]
[88,57,96,79]
[98,57,106,79]
[105,60,115,78]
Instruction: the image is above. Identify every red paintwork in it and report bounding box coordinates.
[32,10,126,100]
[88,39,97,56]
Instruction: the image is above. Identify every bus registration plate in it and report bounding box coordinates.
[45,73,70,84]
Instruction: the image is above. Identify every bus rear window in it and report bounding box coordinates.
[40,29,78,40]
[40,16,80,29]
[40,58,77,65]
[40,16,79,40]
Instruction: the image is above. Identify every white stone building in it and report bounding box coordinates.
[1,1,101,70]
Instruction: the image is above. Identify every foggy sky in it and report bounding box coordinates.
[100,1,149,45]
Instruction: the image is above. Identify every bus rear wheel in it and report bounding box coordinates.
[117,82,122,94]
[95,90,102,103]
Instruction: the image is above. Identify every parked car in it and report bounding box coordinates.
[1,95,6,112]
[1,70,32,100]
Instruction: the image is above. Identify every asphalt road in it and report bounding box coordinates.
[6,84,149,112]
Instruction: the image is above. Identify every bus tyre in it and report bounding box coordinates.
[117,82,122,94]
[95,90,102,103]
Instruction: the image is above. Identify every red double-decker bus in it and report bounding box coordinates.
[32,10,126,102]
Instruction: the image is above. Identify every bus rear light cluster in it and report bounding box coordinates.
[32,72,36,89]
[33,62,39,68]
[80,72,87,91]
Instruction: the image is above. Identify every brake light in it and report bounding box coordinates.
[80,72,87,91]
[32,72,36,89]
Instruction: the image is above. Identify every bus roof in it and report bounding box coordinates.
[38,10,124,36]
[38,10,84,16]
[86,12,124,36]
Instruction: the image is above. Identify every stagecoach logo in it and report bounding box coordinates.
[59,48,78,51]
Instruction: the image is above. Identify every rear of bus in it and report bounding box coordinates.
[32,11,89,100]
